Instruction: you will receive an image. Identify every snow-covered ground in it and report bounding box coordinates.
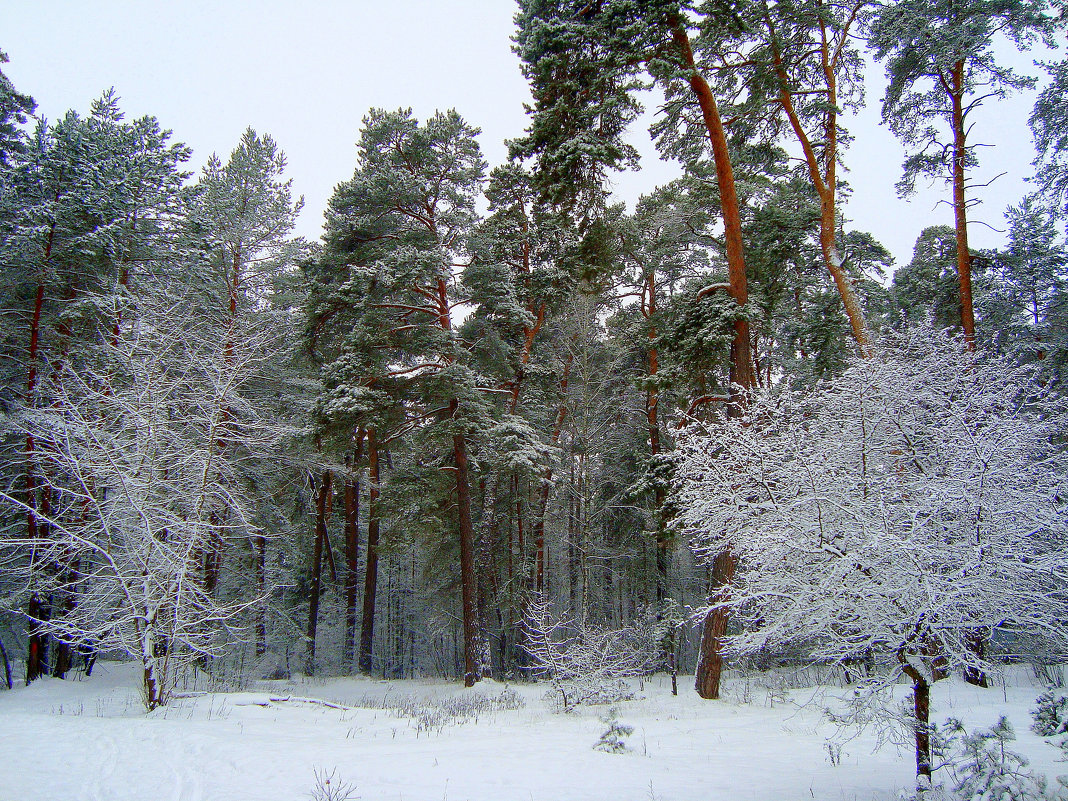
[1,662,1064,801]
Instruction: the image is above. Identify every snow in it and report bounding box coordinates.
[2,662,1066,801]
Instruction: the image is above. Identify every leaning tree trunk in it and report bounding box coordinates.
[671,18,753,700]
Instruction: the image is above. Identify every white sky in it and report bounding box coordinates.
[2,1,1058,269]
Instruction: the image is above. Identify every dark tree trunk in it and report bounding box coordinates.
[359,431,381,675]
[254,533,267,657]
[343,451,361,670]
[25,593,48,685]
[0,630,12,690]
[453,418,482,687]
[305,469,331,675]
[963,629,989,688]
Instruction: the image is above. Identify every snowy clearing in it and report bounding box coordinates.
[2,662,1066,801]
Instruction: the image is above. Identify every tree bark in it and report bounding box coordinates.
[305,469,331,675]
[254,533,267,657]
[948,60,976,350]
[765,12,870,350]
[452,419,482,687]
[532,349,574,594]
[343,448,361,670]
[694,548,735,699]
[671,18,753,700]
[359,430,381,675]
[0,630,12,690]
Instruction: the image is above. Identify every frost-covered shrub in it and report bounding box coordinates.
[389,688,525,733]
[1033,689,1068,737]
[593,709,634,754]
[522,597,658,711]
[938,716,1068,801]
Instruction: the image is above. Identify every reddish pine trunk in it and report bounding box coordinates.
[305,470,331,675]
[25,593,46,684]
[694,548,736,699]
[766,20,869,350]
[359,431,381,675]
[948,61,976,350]
[671,19,753,700]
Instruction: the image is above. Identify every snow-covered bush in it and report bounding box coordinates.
[391,688,526,734]
[1033,690,1068,737]
[522,597,660,711]
[939,717,1068,801]
[0,290,290,709]
[593,708,634,753]
[673,325,1068,789]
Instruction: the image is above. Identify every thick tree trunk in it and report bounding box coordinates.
[25,593,47,684]
[359,431,381,675]
[452,420,482,687]
[913,675,932,784]
[962,629,989,688]
[694,549,735,699]
[672,19,752,700]
[305,470,331,675]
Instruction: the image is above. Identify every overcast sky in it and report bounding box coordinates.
[2,1,1057,269]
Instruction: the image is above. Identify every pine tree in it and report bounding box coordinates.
[312,108,490,685]
[868,0,1058,348]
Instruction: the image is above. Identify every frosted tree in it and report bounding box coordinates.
[0,90,191,681]
[311,108,489,685]
[674,324,1068,791]
[0,281,289,708]
[185,128,308,655]
[521,596,660,710]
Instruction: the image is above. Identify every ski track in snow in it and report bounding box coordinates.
[2,662,1065,801]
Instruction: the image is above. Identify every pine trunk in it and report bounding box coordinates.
[671,19,753,700]
[343,464,361,670]
[949,61,976,350]
[254,533,267,657]
[359,431,381,675]
[452,420,482,687]
[531,349,574,593]
[305,470,331,675]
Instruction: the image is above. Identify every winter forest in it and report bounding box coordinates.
[2,1,1068,799]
